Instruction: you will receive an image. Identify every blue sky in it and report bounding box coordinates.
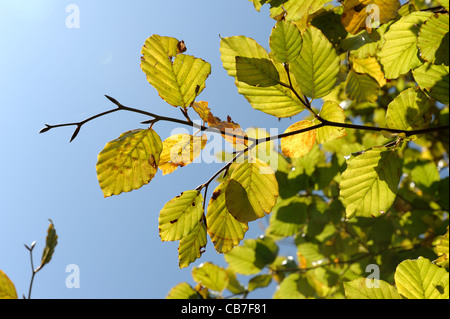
[0,0,311,298]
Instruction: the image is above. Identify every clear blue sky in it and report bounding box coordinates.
[0,0,311,298]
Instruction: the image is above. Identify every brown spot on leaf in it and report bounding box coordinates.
[170,219,178,224]
[177,40,187,53]
[211,189,221,200]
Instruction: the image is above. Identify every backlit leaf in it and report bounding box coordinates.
[220,35,305,118]
[378,11,433,79]
[207,113,247,147]
[178,221,207,268]
[282,0,333,22]
[395,258,449,299]
[341,0,400,34]
[417,13,449,66]
[314,101,347,144]
[226,159,278,223]
[224,236,278,275]
[39,219,58,270]
[192,262,229,292]
[158,134,207,175]
[159,190,204,242]
[281,120,316,158]
[412,63,449,105]
[351,56,387,87]
[166,282,200,299]
[192,101,211,122]
[269,20,303,63]
[345,69,380,103]
[96,128,163,197]
[385,88,431,134]
[207,180,249,253]
[273,273,315,299]
[0,270,17,299]
[339,148,402,218]
[435,227,449,268]
[344,278,402,299]
[248,274,272,292]
[290,26,340,99]
[141,34,211,107]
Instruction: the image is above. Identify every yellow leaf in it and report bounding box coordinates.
[341,0,400,34]
[281,120,316,158]
[192,101,211,122]
[351,56,387,87]
[159,134,207,175]
[314,101,347,144]
[207,112,247,147]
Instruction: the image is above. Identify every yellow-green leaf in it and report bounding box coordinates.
[220,35,305,118]
[158,134,207,175]
[417,13,449,66]
[192,262,229,292]
[345,69,380,103]
[351,56,387,87]
[166,282,200,299]
[385,88,431,134]
[206,180,248,253]
[226,159,279,223]
[290,26,340,99]
[0,270,17,299]
[314,101,347,144]
[412,63,449,105]
[281,120,316,158]
[378,11,433,79]
[344,278,402,299]
[96,128,163,197]
[178,221,207,269]
[339,148,402,218]
[269,20,303,63]
[224,237,278,275]
[282,0,332,22]
[395,258,449,299]
[159,190,204,242]
[141,34,211,108]
[435,227,449,268]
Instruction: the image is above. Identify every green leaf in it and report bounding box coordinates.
[344,278,402,299]
[378,11,433,79]
[226,158,278,223]
[339,148,402,218]
[395,258,449,299]
[140,35,211,108]
[345,69,380,103]
[412,63,449,105]
[0,270,17,299]
[39,219,58,270]
[436,0,449,11]
[314,101,347,144]
[290,25,340,99]
[273,273,316,299]
[410,160,440,190]
[248,274,272,292]
[266,197,308,238]
[220,35,305,118]
[178,221,207,269]
[385,88,431,133]
[166,282,201,299]
[224,236,279,275]
[435,227,449,268]
[269,20,303,63]
[417,13,449,66]
[159,190,204,242]
[207,180,249,253]
[192,262,229,292]
[225,269,247,294]
[96,128,163,197]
